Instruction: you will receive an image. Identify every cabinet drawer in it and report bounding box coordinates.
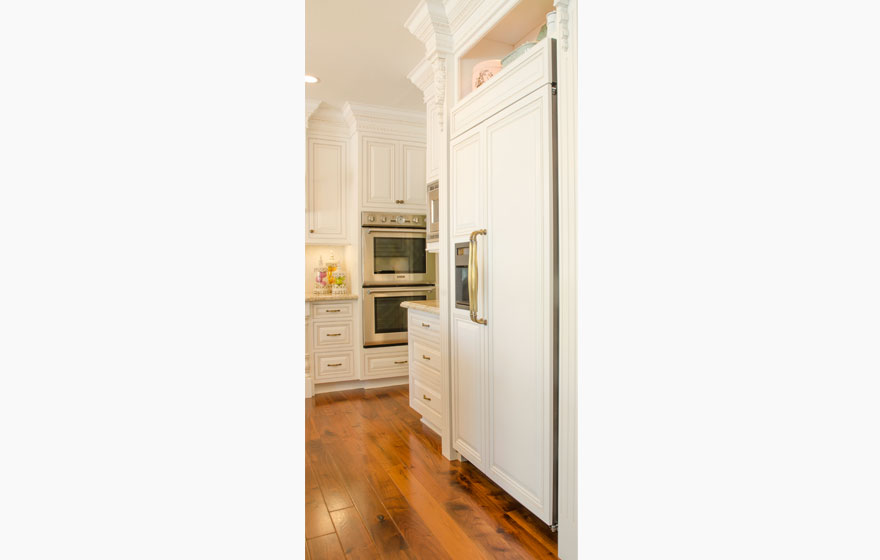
[410,377,442,422]
[362,346,409,380]
[314,351,355,381]
[313,321,353,348]
[312,302,353,319]
[410,336,440,374]
[408,311,440,341]
[412,359,441,389]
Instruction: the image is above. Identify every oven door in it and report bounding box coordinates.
[363,285,437,347]
[362,228,433,285]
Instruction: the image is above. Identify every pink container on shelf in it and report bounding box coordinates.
[472,59,503,90]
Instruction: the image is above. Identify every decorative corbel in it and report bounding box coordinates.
[553,0,570,52]
[431,55,447,131]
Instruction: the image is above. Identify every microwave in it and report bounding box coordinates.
[427,181,439,243]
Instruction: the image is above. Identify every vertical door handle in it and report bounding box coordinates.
[468,229,488,325]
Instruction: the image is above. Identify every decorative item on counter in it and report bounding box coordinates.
[472,59,503,90]
[325,250,338,278]
[313,255,330,294]
[330,270,347,295]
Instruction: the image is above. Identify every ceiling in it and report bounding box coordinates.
[305,0,426,112]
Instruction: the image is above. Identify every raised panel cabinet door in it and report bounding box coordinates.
[485,85,556,524]
[400,142,427,208]
[307,137,347,242]
[363,138,396,206]
[449,126,485,238]
[451,312,486,469]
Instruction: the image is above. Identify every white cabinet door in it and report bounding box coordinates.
[484,85,555,524]
[362,137,396,207]
[400,142,427,208]
[306,137,347,243]
[449,126,485,238]
[451,311,486,469]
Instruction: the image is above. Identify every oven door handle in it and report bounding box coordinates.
[364,228,426,234]
[366,286,435,294]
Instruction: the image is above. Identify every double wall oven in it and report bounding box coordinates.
[362,211,435,346]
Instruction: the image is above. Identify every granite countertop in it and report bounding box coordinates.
[306,293,359,302]
[400,299,440,315]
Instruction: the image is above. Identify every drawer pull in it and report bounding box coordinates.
[326,309,341,313]
[421,355,431,361]
[326,333,342,337]
[327,362,342,367]
[421,322,430,327]
[422,394,432,401]
[394,360,408,365]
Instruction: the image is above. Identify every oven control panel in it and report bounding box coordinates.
[361,211,427,228]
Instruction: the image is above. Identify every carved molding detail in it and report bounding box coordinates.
[554,0,570,52]
[431,55,447,130]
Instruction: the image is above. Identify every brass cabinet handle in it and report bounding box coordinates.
[421,322,430,327]
[309,229,315,233]
[326,309,341,313]
[327,363,342,367]
[326,333,342,337]
[422,394,431,401]
[394,360,408,365]
[422,354,431,360]
[469,229,488,325]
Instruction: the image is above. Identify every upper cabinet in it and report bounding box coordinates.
[344,102,427,213]
[361,138,426,210]
[306,135,348,244]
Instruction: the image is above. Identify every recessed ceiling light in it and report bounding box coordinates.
[305,75,320,84]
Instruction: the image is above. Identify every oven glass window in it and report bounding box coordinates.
[373,237,426,274]
[375,295,427,333]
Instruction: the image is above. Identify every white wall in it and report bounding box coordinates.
[578,1,880,558]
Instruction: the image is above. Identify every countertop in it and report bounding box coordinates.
[400,299,440,315]
[306,293,359,302]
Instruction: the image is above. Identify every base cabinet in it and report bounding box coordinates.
[310,301,358,383]
[407,308,443,435]
[361,346,409,380]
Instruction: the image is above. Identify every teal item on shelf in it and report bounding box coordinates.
[501,41,537,67]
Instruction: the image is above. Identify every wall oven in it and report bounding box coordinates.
[362,211,435,285]
[363,285,437,346]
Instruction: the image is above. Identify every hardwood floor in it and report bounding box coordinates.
[305,385,558,559]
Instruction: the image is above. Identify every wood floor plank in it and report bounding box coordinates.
[308,533,346,560]
[322,440,413,559]
[306,483,337,539]
[330,507,380,559]
[309,440,354,512]
[386,464,490,560]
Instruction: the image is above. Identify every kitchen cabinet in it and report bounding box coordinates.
[407,307,443,435]
[360,137,426,210]
[306,136,348,244]
[310,301,357,383]
[448,38,556,525]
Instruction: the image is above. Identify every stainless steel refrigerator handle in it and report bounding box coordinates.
[469,229,488,325]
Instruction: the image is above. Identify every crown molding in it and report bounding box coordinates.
[305,99,322,129]
[306,104,350,138]
[342,102,426,139]
[407,58,435,103]
[405,0,453,130]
